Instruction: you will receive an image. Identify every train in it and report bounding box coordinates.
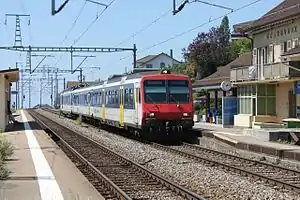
[59,69,194,140]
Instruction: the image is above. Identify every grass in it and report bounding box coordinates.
[74,118,82,126]
[0,133,14,179]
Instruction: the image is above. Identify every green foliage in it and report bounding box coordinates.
[231,38,252,59]
[184,16,252,80]
[168,63,195,79]
[0,135,14,179]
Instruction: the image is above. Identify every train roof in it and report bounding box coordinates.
[61,68,188,94]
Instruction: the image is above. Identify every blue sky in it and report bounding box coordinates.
[0,0,283,107]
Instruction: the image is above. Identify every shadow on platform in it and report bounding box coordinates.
[4,121,43,133]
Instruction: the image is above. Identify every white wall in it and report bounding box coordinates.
[0,75,8,131]
[253,19,300,64]
[139,54,181,69]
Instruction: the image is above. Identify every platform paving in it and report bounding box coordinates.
[193,122,300,162]
[0,110,104,200]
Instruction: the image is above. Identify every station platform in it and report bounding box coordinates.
[193,122,300,162]
[0,110,104,200]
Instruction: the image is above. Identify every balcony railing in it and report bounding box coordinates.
[230,62,293,82]
[230,66,255,82]
[263,62,289,80]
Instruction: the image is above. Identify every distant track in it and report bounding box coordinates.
[29,109,205,200]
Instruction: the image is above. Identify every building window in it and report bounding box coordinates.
[237,85,256,115]
[287,40,292,51]
[268,44,274,64]
[257,84,276,115]
[160,62,166,69]
[146,64,152,68]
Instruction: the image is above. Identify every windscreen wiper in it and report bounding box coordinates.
[169,94,180,106]
[146,94,159,109]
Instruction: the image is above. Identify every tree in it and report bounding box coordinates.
[183,27,221,79]
[168,63,195,79]
[183,16,252,80]
[219,16,231,66]
[230,38,252,59]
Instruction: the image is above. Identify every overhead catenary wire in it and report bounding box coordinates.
[117,0,264,62]
[60,0,87,45]
[53,0,116,68]
[114,0,186,47]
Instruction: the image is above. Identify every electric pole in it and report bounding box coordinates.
[5,14,30,47]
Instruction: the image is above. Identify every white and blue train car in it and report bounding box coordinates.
[60,74,143,130]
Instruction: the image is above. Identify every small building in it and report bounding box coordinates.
[0,68,19,131]
[136,51,182,69]
[231,0,300,127]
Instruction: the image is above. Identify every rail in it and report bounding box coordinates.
[29,109,205,200]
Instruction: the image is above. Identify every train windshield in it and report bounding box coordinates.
[144,80,190,104]
[168,80,190,103]
[144,80,167,103]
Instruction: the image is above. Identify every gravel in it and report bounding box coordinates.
[36,109,300,200]
[199,136,300,171]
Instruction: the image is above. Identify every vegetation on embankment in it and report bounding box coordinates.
[0,131,14,179]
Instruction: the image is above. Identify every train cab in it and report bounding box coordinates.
[140,69,194,134]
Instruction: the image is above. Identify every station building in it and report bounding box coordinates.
[231,0,300,128]
[0,68,19,131]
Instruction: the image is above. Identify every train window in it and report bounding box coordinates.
[129,88,134,106]
[124,89,129,105]
[105,91,109,104]
[115,90,119,104]
[138,88,141,103]
[168,80,190,103]
[144,80,166,103]
[99,92,102,105]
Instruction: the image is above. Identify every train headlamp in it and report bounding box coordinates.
[149,113,155,117]
[161,69,171,74]
[183,113,188,117]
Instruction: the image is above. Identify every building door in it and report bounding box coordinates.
[288,90,296,118]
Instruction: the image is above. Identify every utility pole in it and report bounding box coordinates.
[5,14,30,47]
[39,81,42,106]
[51,76,54,106]
[28,77,31,108]
[21,71,24,109]
[55,68,58,108]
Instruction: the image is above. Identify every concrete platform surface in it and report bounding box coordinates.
[194,122,300,162]
[0,110,104,200]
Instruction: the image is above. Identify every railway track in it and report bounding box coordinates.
[28,109,205,200]
[40,108,300,194]
[152,142,300,194]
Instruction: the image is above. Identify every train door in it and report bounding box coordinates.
[134,83,139,125]
[87,92,91,116]
[120,86,124,127]
[102,89,105,121]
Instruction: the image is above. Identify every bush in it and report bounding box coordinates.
[0,135,14,179]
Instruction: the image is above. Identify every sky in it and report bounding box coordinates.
[0,0,283,108]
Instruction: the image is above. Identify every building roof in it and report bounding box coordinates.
[193,52,252,87]
[232,20,255,33]
[136,52,182,65]
[0,68,19,82]
[244,0,300,32]
[66,81,99,88]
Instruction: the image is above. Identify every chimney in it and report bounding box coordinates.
[170,49,173,58]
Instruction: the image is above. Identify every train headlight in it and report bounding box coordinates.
[149,113,155,117]
[183,113,188,117]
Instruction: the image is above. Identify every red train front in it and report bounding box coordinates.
[140,70,194,136]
